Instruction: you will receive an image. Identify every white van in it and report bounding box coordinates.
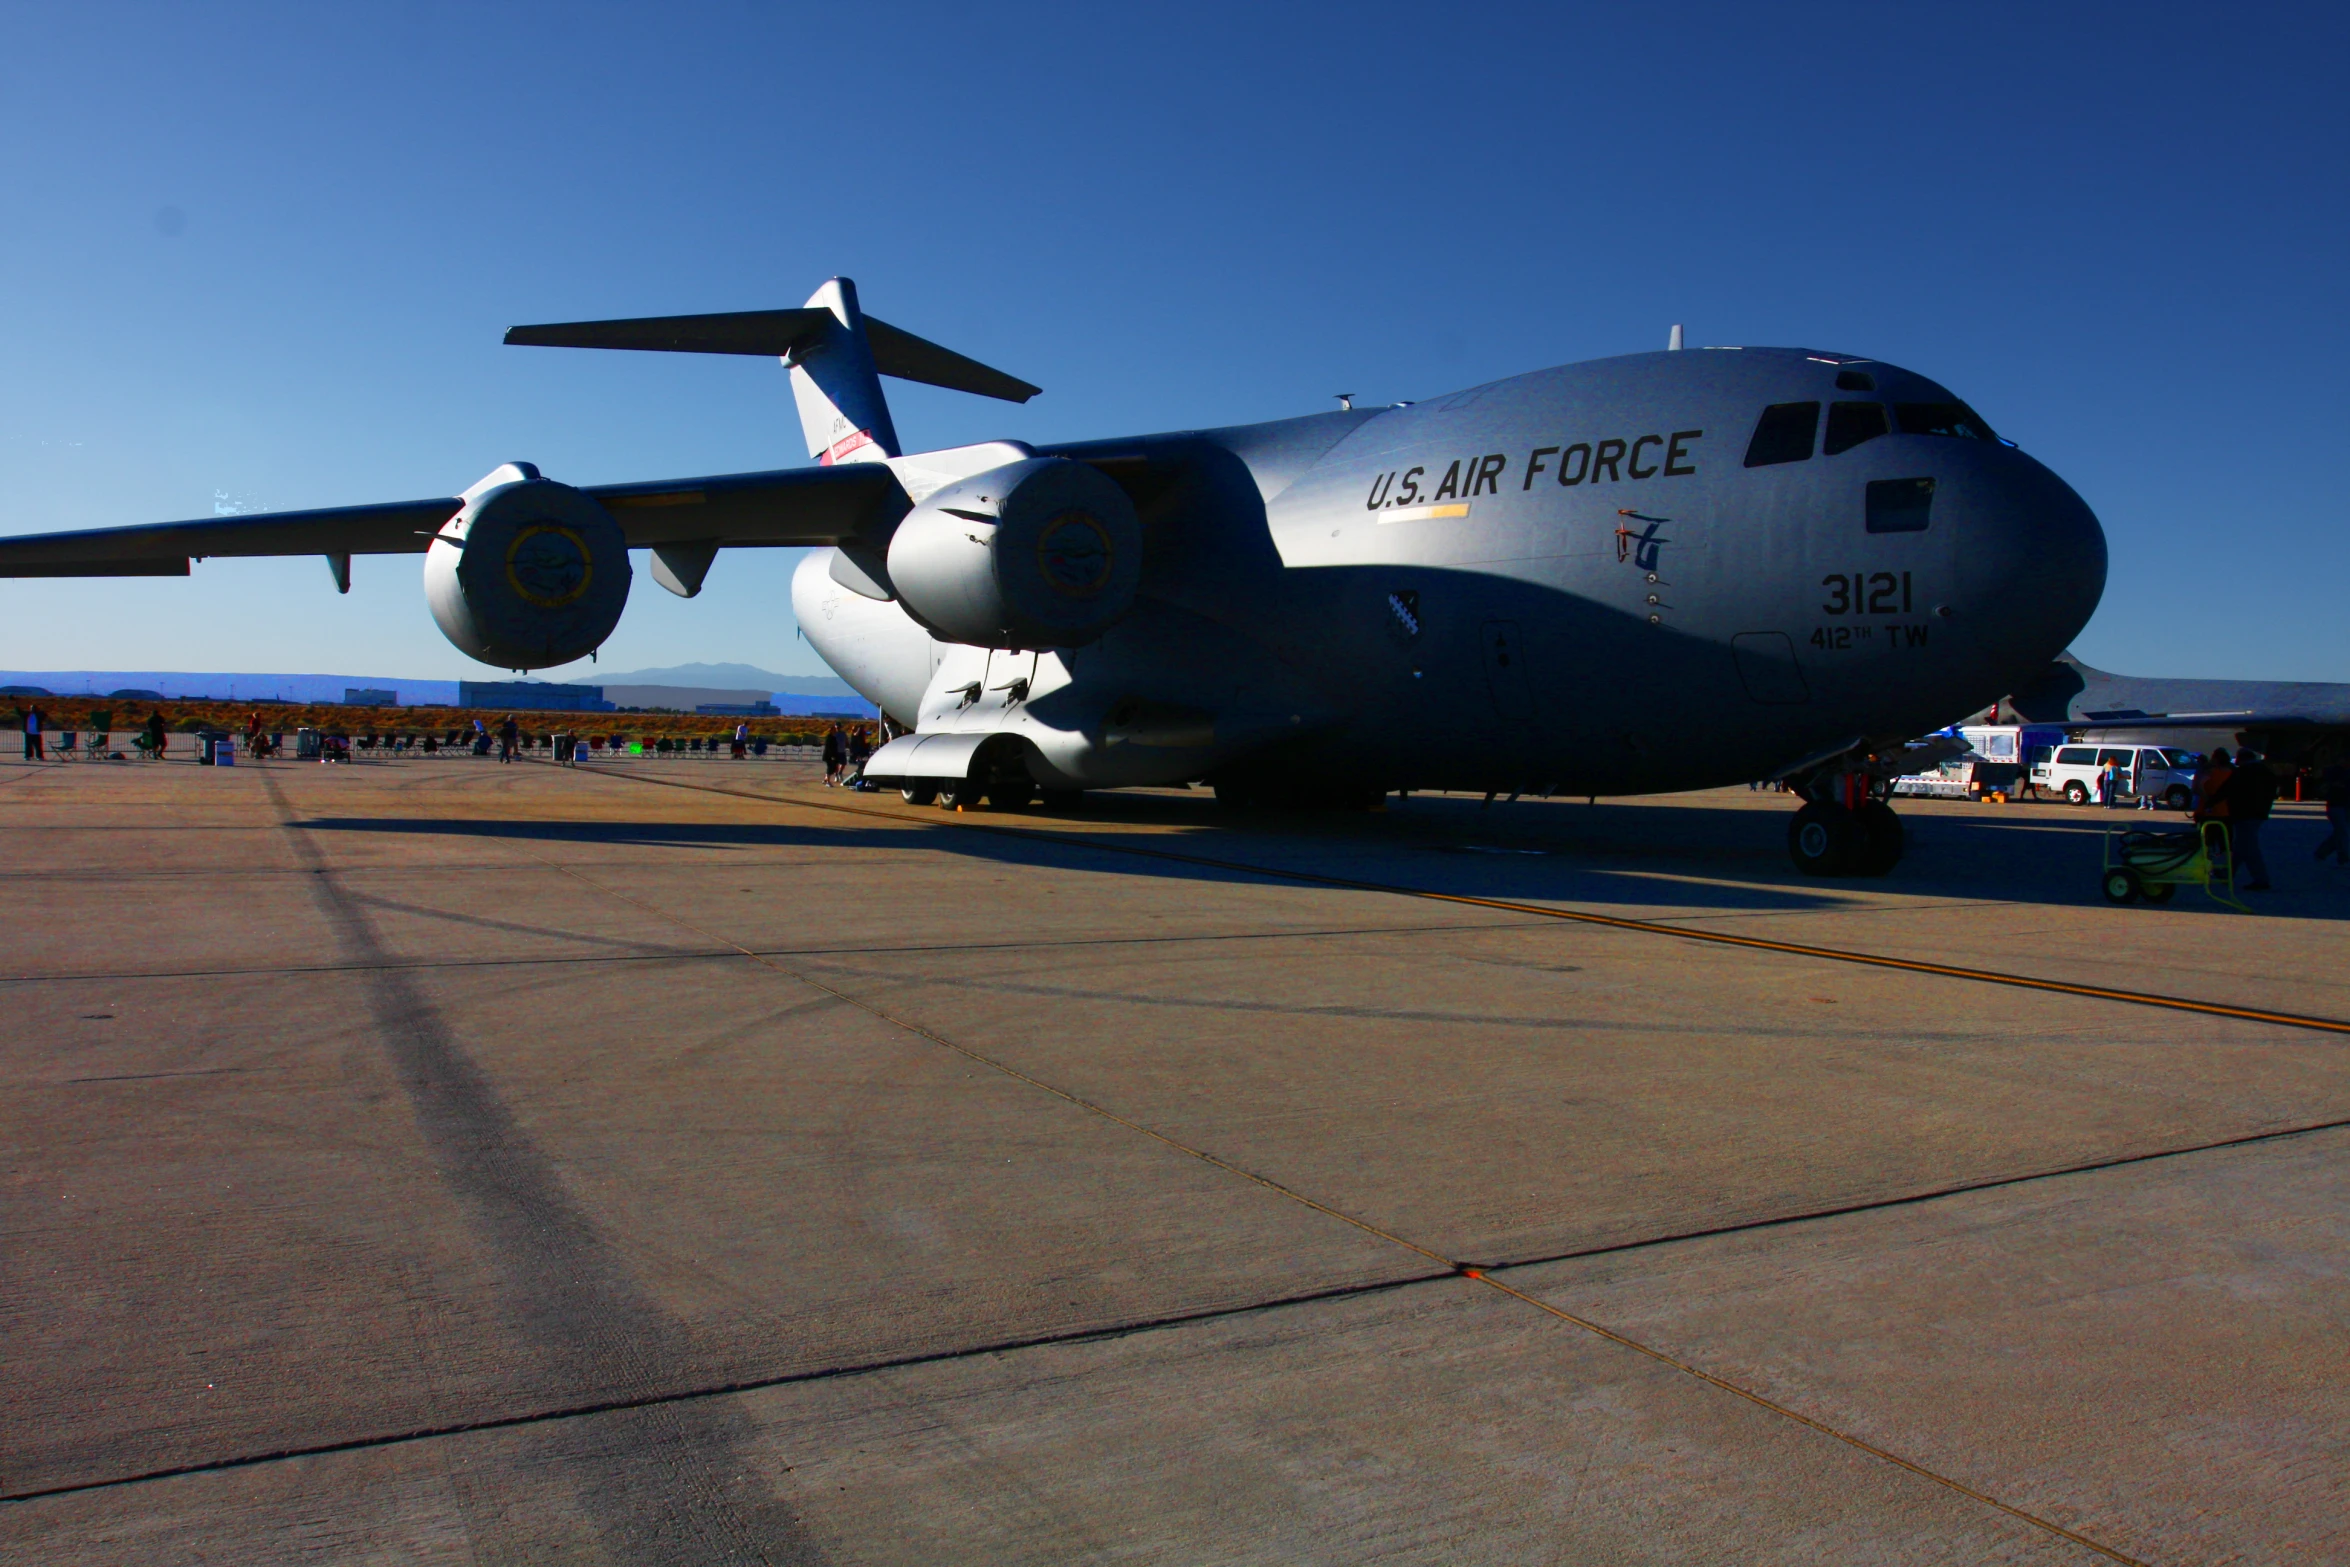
[2033,743,2200,808]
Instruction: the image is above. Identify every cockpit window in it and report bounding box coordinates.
[1823,401,1890,456]
[1744,402,1820,467]
[1895,401,1999,442]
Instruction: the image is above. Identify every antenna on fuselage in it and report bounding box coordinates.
[1335,392,1354,410]
[1667,324,1684,351]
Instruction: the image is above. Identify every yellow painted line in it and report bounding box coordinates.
[555,764,2350,1039]
[1377,502,1470,524]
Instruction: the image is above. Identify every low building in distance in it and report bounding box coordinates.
[696,701,780,717]
[344,687,397,706]
[455,680,615,713]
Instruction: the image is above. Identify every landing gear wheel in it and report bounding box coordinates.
[986,775,1037,810]
[1788,802,1860,876]
[938,777,984,809]
[2065,781,2090,805]
[2142,881,2176,904]
[1039,788,1086,812]
[901,780,937,805]
[1855,801,1905,876]
[2101,868,2143,905]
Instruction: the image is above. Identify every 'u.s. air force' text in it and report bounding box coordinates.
[1365,430,1702,510]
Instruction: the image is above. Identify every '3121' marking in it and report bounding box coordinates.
[1820,571,1913,615]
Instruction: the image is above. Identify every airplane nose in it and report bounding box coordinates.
[1957,449,2107,670]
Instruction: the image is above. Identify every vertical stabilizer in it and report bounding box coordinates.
[788,278,901,465]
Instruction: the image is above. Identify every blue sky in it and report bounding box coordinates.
[2,1,2343,681]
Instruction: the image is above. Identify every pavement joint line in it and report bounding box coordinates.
[0,1272,1453,1507]
[64,1066,270,1083]
[1468,1114,2350,1274]
[1455,1269,2151,1566]
[548,762,2350,1039]
[0,920,1548,988]
[493,806,2149,1565]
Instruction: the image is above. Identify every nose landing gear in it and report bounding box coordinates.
[1787,766,1905,877]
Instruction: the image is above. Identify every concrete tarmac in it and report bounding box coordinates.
[3,752,2344,1563]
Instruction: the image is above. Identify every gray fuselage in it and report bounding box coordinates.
[798,345,2108,796]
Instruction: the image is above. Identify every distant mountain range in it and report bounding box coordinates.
[590,663,855,697]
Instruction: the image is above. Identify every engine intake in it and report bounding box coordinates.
[424,465,630,669]
[886,458,1141,648]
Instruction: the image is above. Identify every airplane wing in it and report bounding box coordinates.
[0,463,903,578]
[2058,713,2323,733]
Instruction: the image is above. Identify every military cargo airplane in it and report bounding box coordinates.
[0,278,2109,875]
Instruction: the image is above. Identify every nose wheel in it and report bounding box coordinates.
[1788,800,1903,877]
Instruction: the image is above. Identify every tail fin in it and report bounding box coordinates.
[503,279,1042,466]
[787,278,898,466]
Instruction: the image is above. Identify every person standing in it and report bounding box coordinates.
[821,722,846,786]
[2193,748,2234,822]
[2313,762,2350,868]
[2222,749,2278,891]
[732,721,748,760]
[498,714,519,763]
[846,724,872,786]
[21,702,42,761]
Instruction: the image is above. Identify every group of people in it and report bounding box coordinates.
[819,722,875,786]
[16,704,175,760]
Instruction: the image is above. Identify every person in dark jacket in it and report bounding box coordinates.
[821,723,847,786]
[2222,749,2278,890]
[2311,762,2350,867]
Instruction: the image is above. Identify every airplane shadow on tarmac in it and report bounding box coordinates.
[298,788,2350,921]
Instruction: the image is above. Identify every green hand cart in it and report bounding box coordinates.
[2101,820,2246,911]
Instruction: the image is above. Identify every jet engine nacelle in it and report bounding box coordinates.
[885,457,1141,649]
[423,466,631,670]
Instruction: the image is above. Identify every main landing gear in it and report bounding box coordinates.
[1786,771,1904,878]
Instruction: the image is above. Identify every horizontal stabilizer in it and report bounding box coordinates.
[505,308,1040,403]
[505,308,833,357]
[862,318,1040,403]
